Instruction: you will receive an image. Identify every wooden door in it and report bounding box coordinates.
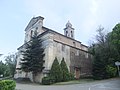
[75,68,80,79]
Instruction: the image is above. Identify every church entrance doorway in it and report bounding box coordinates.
[75,67,80,79]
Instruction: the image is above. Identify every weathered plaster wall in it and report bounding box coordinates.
[52,41,70,70]
[70,47,92,77]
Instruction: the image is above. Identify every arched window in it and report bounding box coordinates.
[31,30,33,38]
[66,31,68,36]
[71,31,73,37]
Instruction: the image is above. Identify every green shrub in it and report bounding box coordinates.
[69,73,75,80]
[0,80,16,90]
[60,58,70,82]
[42,77,54,85]
[49,57,62,82]
[106,65,117,78]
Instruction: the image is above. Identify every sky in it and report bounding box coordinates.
[0,0,120,59]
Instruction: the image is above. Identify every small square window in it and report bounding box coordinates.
[36,27,38,30]
[73,42,76,46]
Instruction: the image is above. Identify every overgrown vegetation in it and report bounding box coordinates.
[0,80,16,90]
[89,24,120,80]
[0,53,17,78]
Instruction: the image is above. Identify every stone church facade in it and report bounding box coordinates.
[14,16,92,82]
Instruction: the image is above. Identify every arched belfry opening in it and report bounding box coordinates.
[64,21,75,39]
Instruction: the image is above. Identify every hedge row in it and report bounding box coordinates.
[0,80,16,90]
[42,73,74,85]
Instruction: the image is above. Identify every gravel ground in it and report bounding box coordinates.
[16,78,120,90]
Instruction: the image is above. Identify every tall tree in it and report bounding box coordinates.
[91,26,116,79]
[20,31,45,82]
[0,61,6,77]
[5,53,17,77]
[0,61,10,77]
[110,23,120,61]
[49,57,62,82]
[60,58,69,81]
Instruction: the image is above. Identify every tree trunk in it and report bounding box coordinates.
[25,72,28,78]
[32,73,37,83]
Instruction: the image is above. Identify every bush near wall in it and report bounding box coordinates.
[0,80,16,90]
[42,58,75,85]
[42,73,75,85]
[69,73,75,80]
[106,65,117,78]
[42,76,55,85]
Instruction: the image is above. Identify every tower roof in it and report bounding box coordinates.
[66,21,72,28]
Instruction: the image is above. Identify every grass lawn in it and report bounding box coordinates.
[54,79,96,85]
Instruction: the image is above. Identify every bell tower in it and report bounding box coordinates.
[64,21,74,39]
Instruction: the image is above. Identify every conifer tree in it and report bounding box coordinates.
[20,30,45,82]
[49,57,62,82]
[91,26,118,79]
[60,58,70,81]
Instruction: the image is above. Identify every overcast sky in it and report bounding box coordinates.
[0,0,120,58]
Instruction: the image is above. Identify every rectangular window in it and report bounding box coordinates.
[76,50,79,56]
[62,44,65,52]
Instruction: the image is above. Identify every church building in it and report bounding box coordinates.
[14,16,92,82]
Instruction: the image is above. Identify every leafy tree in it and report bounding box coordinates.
[5,53,17,77]
[0,61,5,77]
[60,58,69,81]
[91,27,107,79]
[49,57,62,82]
[90,26,117,79]
[110,23,120,61]
[0,61,10,77]
[20,31,45,82]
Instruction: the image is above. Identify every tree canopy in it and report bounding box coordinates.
[5,53,17,77]
[0,53,17,77]
[110,23,120,61]
[90,25,119,79]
